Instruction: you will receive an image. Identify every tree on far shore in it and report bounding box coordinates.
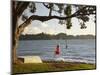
[12,1,96,63]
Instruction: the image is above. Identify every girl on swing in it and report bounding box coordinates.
[55,44,60,55]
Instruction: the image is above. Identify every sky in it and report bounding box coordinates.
[18,2,96,36]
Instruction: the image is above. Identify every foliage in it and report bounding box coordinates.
[19,33,95,40]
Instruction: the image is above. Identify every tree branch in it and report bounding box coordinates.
[72,6,96,17]
[17,6,96,35]
[17,14,76,35]
[16,2,29,17]
[43,3,50,9]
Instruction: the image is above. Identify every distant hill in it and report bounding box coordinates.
[19,33,95,40]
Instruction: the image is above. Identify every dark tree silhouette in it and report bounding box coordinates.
[12,1,96,63]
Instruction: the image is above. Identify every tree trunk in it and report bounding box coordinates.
[12,16,18,63]
[12,35,18,64]
[12,1,20,63]
[12,28,20,63]
[12,1,30,64]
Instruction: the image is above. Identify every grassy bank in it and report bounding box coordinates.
[12,61,96,74]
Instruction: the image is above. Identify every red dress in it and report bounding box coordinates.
[55,45,60,55]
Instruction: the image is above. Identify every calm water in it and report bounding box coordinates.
[17,39,96,64]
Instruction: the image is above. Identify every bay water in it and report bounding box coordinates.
[17,39,96,64]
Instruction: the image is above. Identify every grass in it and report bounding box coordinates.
[12,61,96,74]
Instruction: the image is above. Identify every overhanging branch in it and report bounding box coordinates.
[17,6,96,35]
[17,15,74,35]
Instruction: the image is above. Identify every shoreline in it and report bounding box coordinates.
[18,55,95,64]
[42,60,95,65]
[13,60,96,74]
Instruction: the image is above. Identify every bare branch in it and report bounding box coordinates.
[43,3,50,9]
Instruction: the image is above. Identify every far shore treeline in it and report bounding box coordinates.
[19,33,95,40]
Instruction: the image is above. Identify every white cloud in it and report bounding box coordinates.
[33,27,42,34]
[22,25,42,35]
[41,22,48,28]
[46,29,56,34]
[22,27,30,35]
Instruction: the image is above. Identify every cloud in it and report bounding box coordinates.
[40,22,56,34]
[48,29,55,34]
[33,27,42,34]
[22,25,42,35]
[22,26,30,35]
[41,22,48,28]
